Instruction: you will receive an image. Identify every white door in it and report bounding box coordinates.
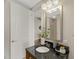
[11,7,24,59]
[11,1,29,59]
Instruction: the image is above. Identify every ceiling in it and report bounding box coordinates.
[12,0,60,17]
[13,0,41,8]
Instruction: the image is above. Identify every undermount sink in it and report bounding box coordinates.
[36,46,49,53]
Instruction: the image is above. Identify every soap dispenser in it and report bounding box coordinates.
[60,46,66,54]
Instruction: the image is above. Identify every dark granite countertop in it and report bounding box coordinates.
[26,46,69,59]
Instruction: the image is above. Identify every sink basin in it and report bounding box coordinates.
[36,46,49,53]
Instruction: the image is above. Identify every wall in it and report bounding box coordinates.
[28,11,35,47]
[11,1,34,59]
[4,0,10,59]
[63,0,74,59]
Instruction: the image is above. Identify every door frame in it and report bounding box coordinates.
[4,0,11,59]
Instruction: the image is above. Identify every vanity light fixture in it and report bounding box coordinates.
[41,0,61,13]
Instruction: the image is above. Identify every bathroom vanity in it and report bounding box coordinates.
[25,46,69,59]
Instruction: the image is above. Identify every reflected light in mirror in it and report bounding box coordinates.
[53,0,59,6]
[58,5,62,11]
[52,16,56,19]
[41,0,62,13]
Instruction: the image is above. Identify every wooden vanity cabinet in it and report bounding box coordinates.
[26,49,36,59]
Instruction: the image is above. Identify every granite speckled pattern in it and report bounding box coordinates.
[26,46,69,59]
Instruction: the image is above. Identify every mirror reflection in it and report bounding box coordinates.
[34,0,63,44]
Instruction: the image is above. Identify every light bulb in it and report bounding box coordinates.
[41,3,47,10]
[53,0,59,6]
[46,0,52,8]
[53,16,56,19]
[58,5,62,11]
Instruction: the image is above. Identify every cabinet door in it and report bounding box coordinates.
[30,55,36,59]
[26,50,36,59]
[30,57,34,59]
[26,50,30,59]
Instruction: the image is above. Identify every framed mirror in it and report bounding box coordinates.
[34,0,63,43]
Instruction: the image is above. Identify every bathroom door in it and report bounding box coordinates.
[11,2,24,59]
[11,1,29,59]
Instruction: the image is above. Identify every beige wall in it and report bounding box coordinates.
[63,0,74,59]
